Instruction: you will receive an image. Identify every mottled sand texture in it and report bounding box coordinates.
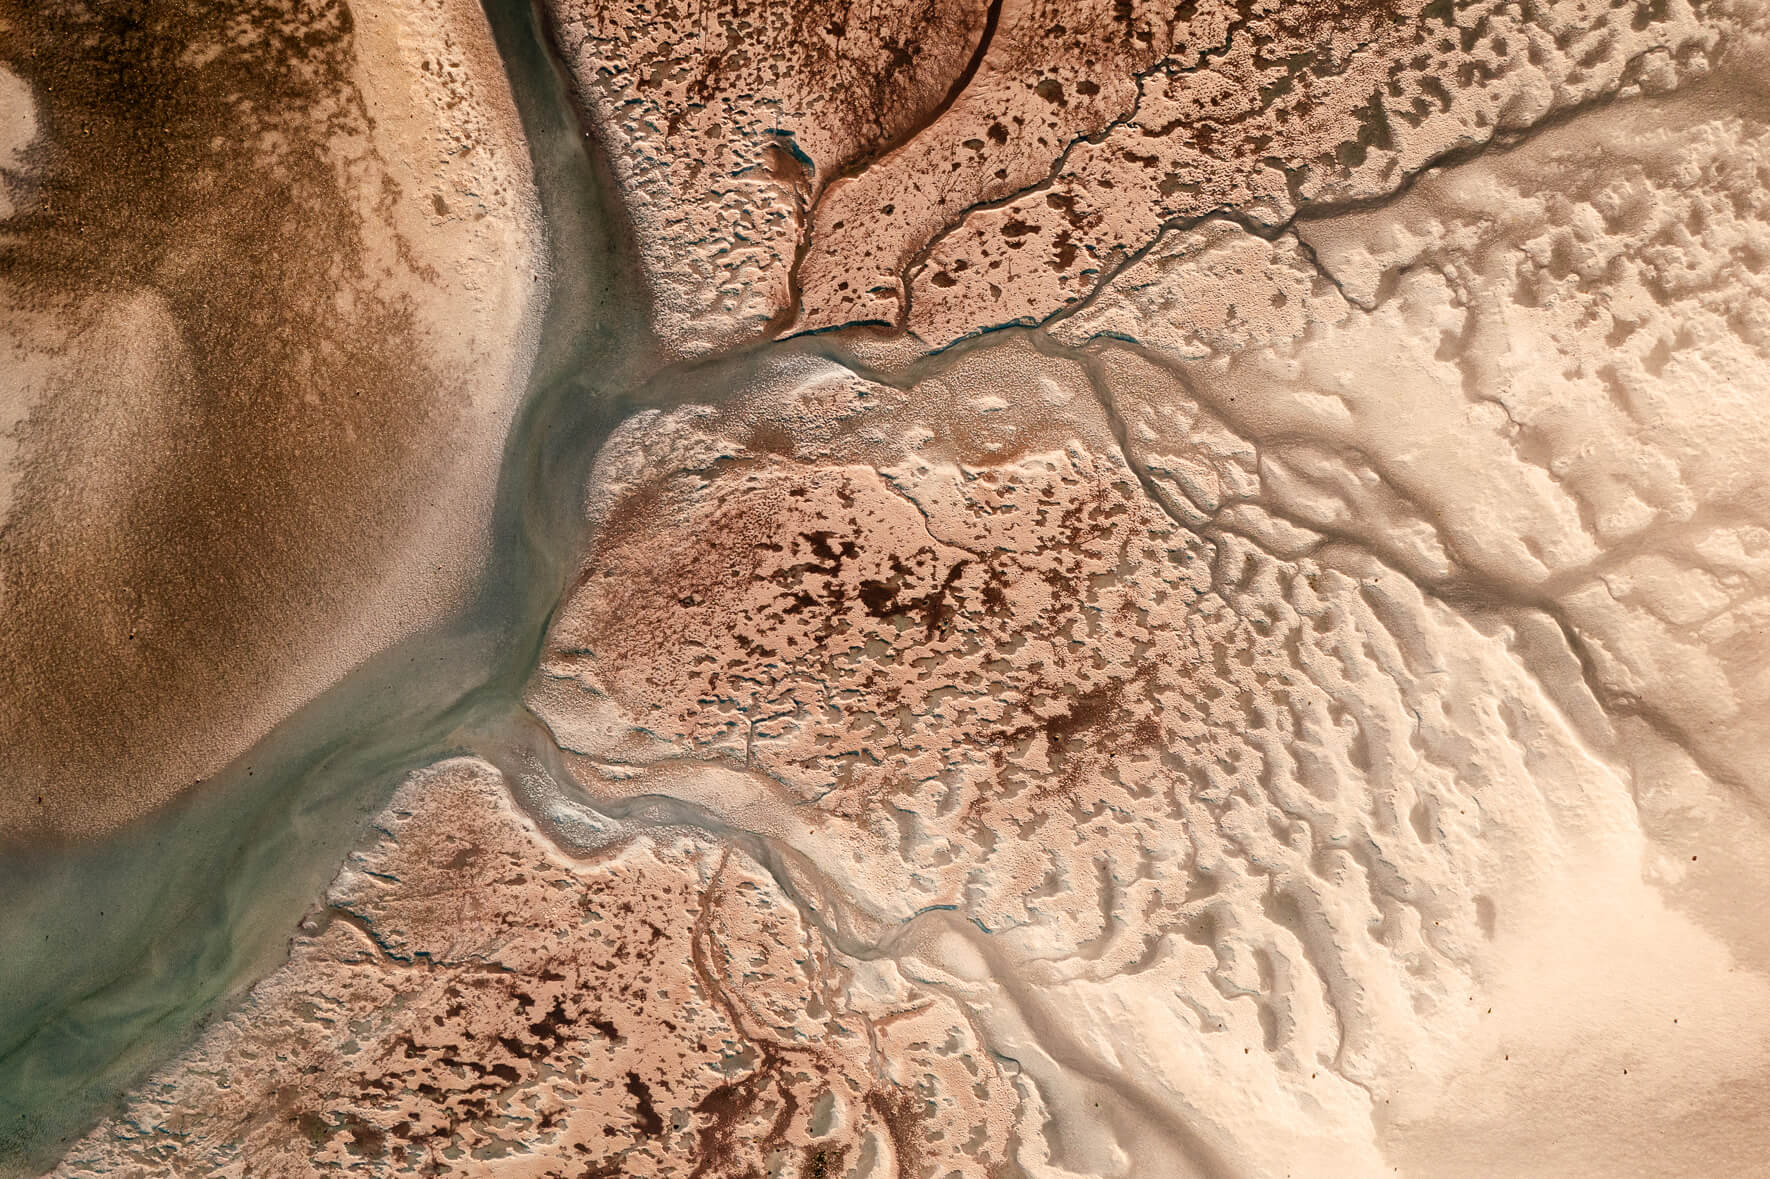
[55,759,1022,1177]
[22,0,1770,1174]
[0,0,543,839]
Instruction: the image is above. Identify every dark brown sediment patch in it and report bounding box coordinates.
[0,0,539,840]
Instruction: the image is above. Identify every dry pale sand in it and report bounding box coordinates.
[21,0,1770,1175]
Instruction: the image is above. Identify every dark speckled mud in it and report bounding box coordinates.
[0,0,455,838]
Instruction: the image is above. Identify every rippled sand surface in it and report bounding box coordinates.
[5,0,1770,1175]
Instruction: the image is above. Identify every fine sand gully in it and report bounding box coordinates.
[8,0,1770,1176]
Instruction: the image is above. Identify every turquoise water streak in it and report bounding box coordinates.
[0,2,656,1169]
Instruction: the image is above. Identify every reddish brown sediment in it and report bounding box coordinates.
[544,0,1755,349]
[541,0,992,353]
[802,0,1738,343]
[889,0,1729,345]
[522,324,1770,1173]
[52,759,1022,1178]
[56,308,1770,1171]
[30,0,1770,1173]
[0,0,543,840]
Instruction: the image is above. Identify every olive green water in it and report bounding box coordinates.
[0,2,656,1169]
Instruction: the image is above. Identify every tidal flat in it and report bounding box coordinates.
[6,0,1770,1175]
